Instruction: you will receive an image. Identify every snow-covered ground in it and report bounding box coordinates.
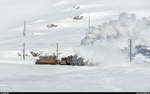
[0,0,150,92]
[1,63,150,92]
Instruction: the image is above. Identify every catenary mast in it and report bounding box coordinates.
[23,21,26,60]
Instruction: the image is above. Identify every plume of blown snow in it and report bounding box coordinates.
[81,12,150,46]
[76,39,129,67]
[78,12,150,67]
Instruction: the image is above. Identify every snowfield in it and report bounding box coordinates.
[0,0,150,92]
[1,63,150,92]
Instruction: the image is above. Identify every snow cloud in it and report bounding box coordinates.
[78,12,150,66]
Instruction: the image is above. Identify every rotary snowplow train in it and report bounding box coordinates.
[35,55,88,66]
[30,49,88,66]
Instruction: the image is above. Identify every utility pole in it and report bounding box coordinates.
[23,21,26,61]
[88,14,91,32]
[56,43,59,59]
[129,39,132,63]
[23,43,25,60]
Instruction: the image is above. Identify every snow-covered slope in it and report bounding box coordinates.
[0,0,150,92]
[1,0,150,63]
